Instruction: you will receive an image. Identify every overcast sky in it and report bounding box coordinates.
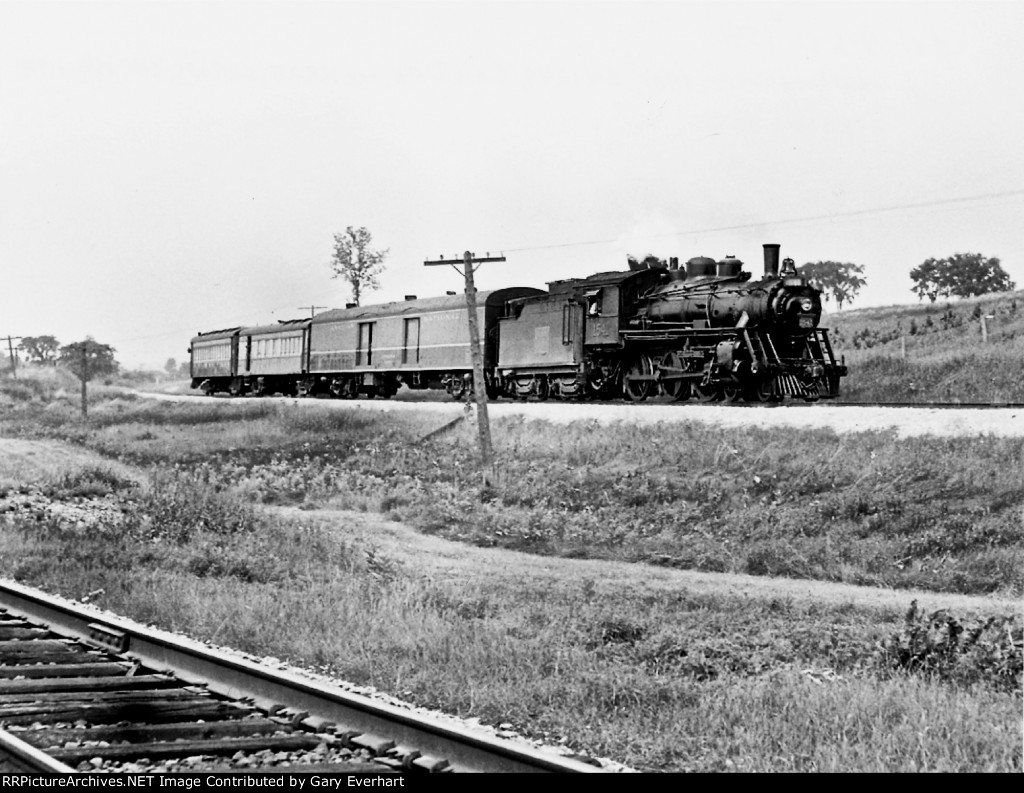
[2,0,1021,370]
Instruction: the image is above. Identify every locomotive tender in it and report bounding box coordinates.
[190,243,846,403]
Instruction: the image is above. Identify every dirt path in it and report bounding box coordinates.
[2,436,1018,616]
[269,505,1022,617]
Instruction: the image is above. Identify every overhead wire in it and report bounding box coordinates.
[500,188,1024,253]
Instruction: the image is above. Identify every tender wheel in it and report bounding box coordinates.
[534,376,550,401]
[623,354,655,401]
[660,351,691,402]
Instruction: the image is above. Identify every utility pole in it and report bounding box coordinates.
[424,251,506,487]
[80,342,89,418]
[298,306,327,319]
[3,335,22,378]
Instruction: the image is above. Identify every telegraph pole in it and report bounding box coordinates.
[3,335,22,379]
[298,306,327,319]
[424,251,506,487]
[80,342,89,418]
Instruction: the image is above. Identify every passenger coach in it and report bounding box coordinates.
[189,287,542,398]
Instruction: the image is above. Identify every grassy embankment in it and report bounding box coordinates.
[0,370,1020,772]
[827,289,1024,403]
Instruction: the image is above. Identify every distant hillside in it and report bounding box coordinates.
[824,290,1024,403]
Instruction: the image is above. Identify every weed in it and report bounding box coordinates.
[875,600,1023,693]
[41,466,138,500]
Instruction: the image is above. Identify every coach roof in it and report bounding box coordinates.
[238,318,311,336]
[190,327,241,344]
[311,289,525,324]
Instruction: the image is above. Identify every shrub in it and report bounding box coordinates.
[874,600,1022,692]
[125,469,260,544]
[42,467,138,500]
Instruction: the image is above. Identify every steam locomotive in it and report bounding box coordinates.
[190,243,846,403]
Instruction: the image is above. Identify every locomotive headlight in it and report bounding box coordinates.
[800,298,814,312]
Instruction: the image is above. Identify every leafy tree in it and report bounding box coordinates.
[910,253,1015,302]
[164,357,178,376]
[58,339,118,382]
[798,261,867,310]
[58,339,118,417]
[18,335,60,364]
[328,226,389,306]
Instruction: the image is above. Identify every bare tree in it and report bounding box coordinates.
[328,226,389,306]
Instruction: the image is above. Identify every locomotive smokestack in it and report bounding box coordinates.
[763,244,781,278]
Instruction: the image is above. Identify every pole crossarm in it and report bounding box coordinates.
[424,255,506,277]
[424,256,506,266]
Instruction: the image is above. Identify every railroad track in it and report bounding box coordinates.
[169,390,1024,410]
[0,579,603,774]
[567,398,1024,409]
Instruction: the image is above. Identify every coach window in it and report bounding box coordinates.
[357,322,374,366]
[402,318,420,364]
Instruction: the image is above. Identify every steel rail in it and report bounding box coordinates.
[0,579,601,774]
[0,728,77,773]
[667,400,1024,410]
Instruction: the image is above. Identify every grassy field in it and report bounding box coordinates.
[826,288,1024,403]
[0,371,1021,772]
